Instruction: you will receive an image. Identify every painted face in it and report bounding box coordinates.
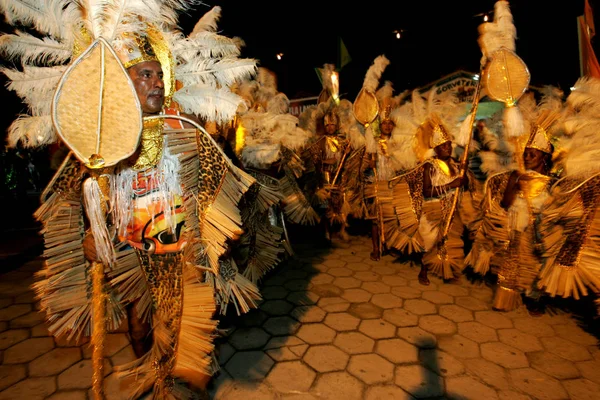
[128,61,165,116]
[380,119,394,136]
[434,141,452,159]
[523,147,546,171]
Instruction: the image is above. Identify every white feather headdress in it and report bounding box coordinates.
[0,1,257,147]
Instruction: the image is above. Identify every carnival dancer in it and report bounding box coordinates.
[1,2,258,398]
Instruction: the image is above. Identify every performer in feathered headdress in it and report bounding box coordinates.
[227,67,318,284]
[350,55,410,260]
[0,1,258,398]
[299,64,363,243]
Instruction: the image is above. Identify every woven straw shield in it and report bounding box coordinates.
[52,38,142,168]
[483,48,530,105]
[353,88,379,126]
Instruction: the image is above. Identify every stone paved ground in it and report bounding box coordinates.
[1,230,600,399]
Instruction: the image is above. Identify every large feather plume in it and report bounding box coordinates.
[478,0,516,67]
[362,55,390,93]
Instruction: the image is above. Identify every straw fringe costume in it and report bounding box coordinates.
[231,67,317,284]
[0,1,258,397]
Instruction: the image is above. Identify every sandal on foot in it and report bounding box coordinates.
[418,273,430,286]
[370,252,380,261]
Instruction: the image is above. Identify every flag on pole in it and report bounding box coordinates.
[579,0,600,78]
[337,36,352,70]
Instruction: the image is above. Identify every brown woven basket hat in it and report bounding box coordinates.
[52,38,142,168]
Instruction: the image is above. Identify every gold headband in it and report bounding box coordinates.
[525,125,552,154]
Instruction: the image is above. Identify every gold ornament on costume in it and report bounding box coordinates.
[353,88,379,126]
[483,49,530,107]
[415,113,452,161]
[525,126,552,154]
[132,118,165,170]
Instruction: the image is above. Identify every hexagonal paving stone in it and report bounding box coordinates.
[419,315,457,335]
[394,364,444,398]
[373,265,395,275]
[0,329,29,350]
[261,286,289,300]
[324,312,360,331]
[404,299,436,315]
[225,351,274,380]
[496,390,533,400]
[262,316,300,336]
[211,380,278,400]
[318,297,350,312]
[281,269,308,281]
[296,323,336,344]
[289,344,309,357]
[368,294,402,311]
[334,332,375,354]
[313,371,364,400]
[323,259,347,268]
[455,296,489,311]
[439,304,473,323]
[469,286,494,302]
[353,271,380,282]
[381,275,408,287]
[437,334,480,359]
[303,345,349,372]
[359,319,396,339]
[328,267,353,277]
[29,347,82,377]
[391,286,422,300]
[333,276,362,289]
[348,353,394,385]
[0,376,56,400]
[512,317,555,337]
[291,305,326,323]
[310,273,335,285]
[458,321,498,343]
[260,299,294,316]
[475,311,513,329]
[346,262,370,272]
[9,311,45,329]
[498,328,542,353]
[553,324,598,346]
[57,359,111,390]
[228,327,270,350]
[347,302,383,319]
[0,298,13,309]
[365,385,414,400]
[286,291,319,306]
[382,308,418,327]
[438,284,469,297]
[3,337,54,364]
[397,327,437,349]
[361,281,391,294]
[0,304,31,322]
[311,284,344,298]
[342,288,372,303]
[266,361,316,393]
[422,290,454,305]
[577,359,600,384]
[541,336,592,362]
[481,342,528,369]
[562,378,600,400]
[508,368,568,400]
[465,358,510,390]
[527,351,580,379]
[0,364,26,391]
[446,376,498,399]
[263,335,305,350]
[376,338,418,364]
[408,279,437,291]
[420,349,464,377]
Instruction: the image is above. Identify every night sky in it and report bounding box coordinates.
[0,1,590,138]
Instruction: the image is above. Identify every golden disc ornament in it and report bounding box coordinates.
[52,38,142,169]
[483,48,530,106]
[353,88,379,126]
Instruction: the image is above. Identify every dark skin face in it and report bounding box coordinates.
[434,141,452,161]
[380,120,394,137]
[128,60,165,116]
[523,147,547,172]
[325,123,337,135]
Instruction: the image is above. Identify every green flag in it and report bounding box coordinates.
[337,37,352,70]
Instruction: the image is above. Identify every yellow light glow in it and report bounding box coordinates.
[235,122,246,155]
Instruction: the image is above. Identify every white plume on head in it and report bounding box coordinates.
[362,55,390,93]
[478,0,516,67]
[0,1,258,147]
